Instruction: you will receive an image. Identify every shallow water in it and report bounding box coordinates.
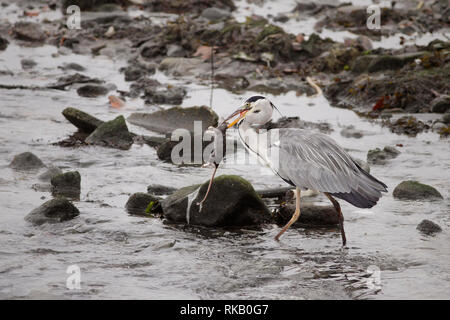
[0,2,449,300]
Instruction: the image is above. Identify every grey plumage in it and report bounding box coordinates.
[262,129,387,208]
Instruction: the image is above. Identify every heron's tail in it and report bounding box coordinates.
[331,162,388,209]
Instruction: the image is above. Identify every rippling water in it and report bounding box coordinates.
[0,1,449,300]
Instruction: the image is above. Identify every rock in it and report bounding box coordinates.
[277,203,339,227]
[159,57,204,76]
[273,13,289,23]
[0,36,8,51]
[443,113,450,125]
[127,106,218,134]
[166,44,186,57]
[125,192,161,216]
[340,125,363,138]
[38,166,63,182]
[60,62,86,71]
[122,66,147,82]
[51,171,81,198]
[9,152,45,170]
[77,84,109,97]
[147,184,177,196]
[62,107,104,134]
[161,175,272,227]
[25,197,79,225]
[20,59,37,70]
[353,52,426,73]
[430,95,450,113]
[49,73,103,90]
[417,219,442,235]
[146,86,186,105]
[13,22,46,42]
[393,181,443,200]
[85,115,134,150]
[367,146,400,165]
[200,7,231,21]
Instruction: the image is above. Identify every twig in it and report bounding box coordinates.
[306,76,323,97]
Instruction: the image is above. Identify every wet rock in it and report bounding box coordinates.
[161,175,272,227]
[128,106,218,134]
[59,62,86,72]
[125,192,161,216]
[145,86,186,105]
[159,57,204,76]
[25,197,79,225]
[430,95,450,113]
[417,219,442,235]
[393,181,443,200]
[200,7,231,21]
[9,152,45,170]
[0,36,8,51]
[38,166,63,182]
[317,45,359,73]
[352,52,426,73]
[277,203,339,227]
[367,146,400,165]
[147,184,177,196]
[273,13,289,23]
[388,116,430,136]
[13,22,46,42]
[51,171,81,198]
[340,125,363,138]
[128,77,160,98]
[146,0,235,14]
[442,114,450,125]
[85,115,134,150]
[20,59,37,70]
[166,44,186,58]
[62,107,104,134]
[77,84,109,97]
[49,73,103,90]
[122,66,147,82]
[156,140,178,161]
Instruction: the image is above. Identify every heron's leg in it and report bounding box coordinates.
[324,193,347,246]
[275,187,301,241]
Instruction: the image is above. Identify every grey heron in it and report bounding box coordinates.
[225,96,388,246]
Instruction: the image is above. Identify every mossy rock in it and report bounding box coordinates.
[161,175,271,227]
[62,107,104,134]
[85,115,134,150]
[9,152,45,170]
[393,181,443,200]
[125,192,161,216]
[51,171,81,198]
[25,197,79,225]
[256,24,284,43]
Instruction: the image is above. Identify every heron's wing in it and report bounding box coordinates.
[266,129,387,207]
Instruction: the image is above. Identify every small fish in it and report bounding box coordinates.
[197,121,228,211]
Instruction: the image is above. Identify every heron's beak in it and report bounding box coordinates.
[225,108,249,128]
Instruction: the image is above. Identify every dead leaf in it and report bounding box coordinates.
[194,45,215,61]
[25,10,40,17]
[296,33,304,43]
[108,95,125,109]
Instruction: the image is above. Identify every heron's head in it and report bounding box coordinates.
[225,96,274,128]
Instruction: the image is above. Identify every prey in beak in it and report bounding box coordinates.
[223,106,250,129]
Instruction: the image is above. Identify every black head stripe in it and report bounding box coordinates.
[245,95,266,103]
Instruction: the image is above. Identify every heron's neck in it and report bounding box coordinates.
[238,120,267,156]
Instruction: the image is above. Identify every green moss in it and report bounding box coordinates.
[256,24,283,43]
